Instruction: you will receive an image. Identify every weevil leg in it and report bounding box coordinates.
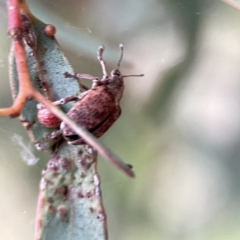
[52,96,80,106]
[36,96,80,111]
[74,75,101,89]
[76,74,99,81]
[64,72,101,89]
[64,72,92,91]
[79,83,89,91]
[65,72,99,81]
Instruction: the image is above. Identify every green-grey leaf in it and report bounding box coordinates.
[8,9,107,240]
[9,14,81,153]
[36,143,107,240]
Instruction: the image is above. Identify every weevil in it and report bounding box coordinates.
[37,44,144,144]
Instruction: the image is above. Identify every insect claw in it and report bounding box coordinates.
[36,103,44,109]
[64,72,75,78]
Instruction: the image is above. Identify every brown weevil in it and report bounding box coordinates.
[38,44,144,144]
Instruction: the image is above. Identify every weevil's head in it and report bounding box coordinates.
[100,44,144,102]
[107,68,125,102]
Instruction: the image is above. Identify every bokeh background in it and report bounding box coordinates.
[0,0,240,239]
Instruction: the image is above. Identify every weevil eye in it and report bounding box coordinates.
[111,69,121,77]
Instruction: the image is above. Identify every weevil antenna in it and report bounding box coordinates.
[122,74,144,78]
[117,44,124,69]
[97,45,108,77]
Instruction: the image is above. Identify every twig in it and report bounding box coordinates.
[222,0,240,11]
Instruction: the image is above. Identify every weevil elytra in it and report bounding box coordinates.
[38,44,144,144]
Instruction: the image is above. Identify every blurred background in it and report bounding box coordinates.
[0,0,240,239]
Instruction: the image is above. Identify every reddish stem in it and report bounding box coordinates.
[7,0,22,40]
[222,0,240,10]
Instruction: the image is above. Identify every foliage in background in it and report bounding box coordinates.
[0,0,240,240]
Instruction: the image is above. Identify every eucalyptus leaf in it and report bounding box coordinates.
[8,5,108,239]
[36,143,107,240]
[9,13,80,153]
